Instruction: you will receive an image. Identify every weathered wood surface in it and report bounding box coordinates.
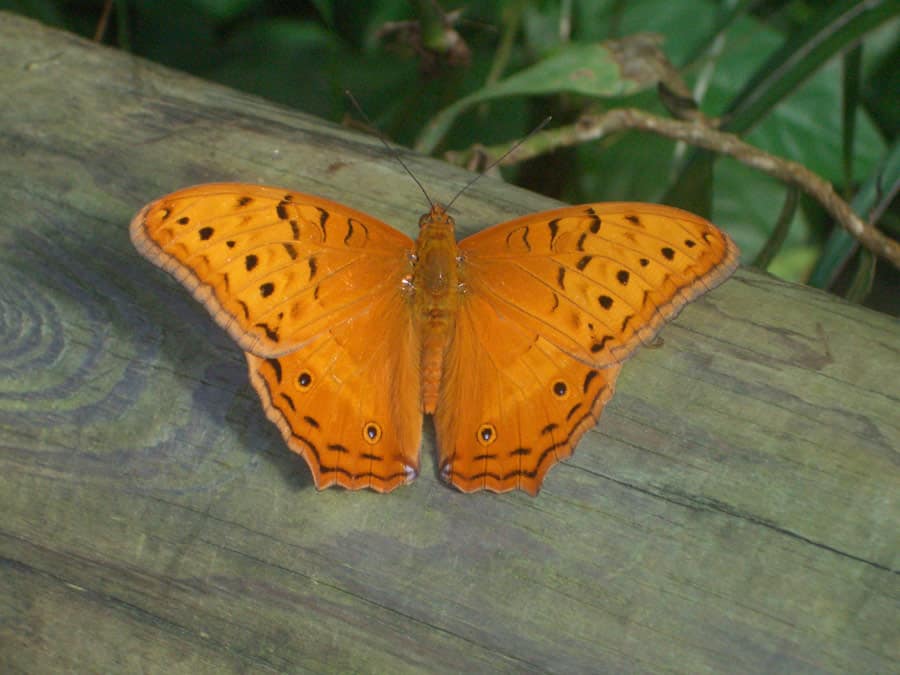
[0,12,897,674]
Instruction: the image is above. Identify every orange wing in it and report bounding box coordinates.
[246,285,422,491]
[132,183,422,491]
[435,288,622,495]
[436,203,738,494]
[131,183,415,358]
[458,203,738,365]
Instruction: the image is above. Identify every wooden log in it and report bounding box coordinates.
[0,11,896,673]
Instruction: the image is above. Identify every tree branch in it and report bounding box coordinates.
[446,108,899,269]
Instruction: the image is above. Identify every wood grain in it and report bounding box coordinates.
[0,11,897,674]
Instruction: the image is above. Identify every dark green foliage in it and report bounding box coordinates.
[4,0,897,303]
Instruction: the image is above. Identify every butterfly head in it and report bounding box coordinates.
[418,203,456,232]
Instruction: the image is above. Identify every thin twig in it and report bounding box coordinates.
[446,108,899,269]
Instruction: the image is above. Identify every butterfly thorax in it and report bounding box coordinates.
[413,204,460,414]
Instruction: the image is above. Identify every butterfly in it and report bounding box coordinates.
[131,182,738,494]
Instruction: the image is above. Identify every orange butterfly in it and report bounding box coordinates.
[131,183,738,494]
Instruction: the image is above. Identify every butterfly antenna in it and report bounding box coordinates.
[344,90,434,208]
[445,115,553,211]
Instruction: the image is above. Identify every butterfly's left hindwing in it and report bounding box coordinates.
[246,285,422,492]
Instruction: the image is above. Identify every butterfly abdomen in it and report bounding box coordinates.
[413,204,461,414]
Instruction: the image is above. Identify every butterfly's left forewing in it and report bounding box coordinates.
[131,183,415,357]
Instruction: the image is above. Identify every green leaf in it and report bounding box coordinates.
[808,138,900,288]
[723,1,900,135]
[414,41,653,153]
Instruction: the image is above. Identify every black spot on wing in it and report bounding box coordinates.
[583,369,598,393]
[591,335,614,353]
[348,217,368,243]
[343,219,354,245]
[576,255,592,271]
[505,226,532,252]
[283,243,298,259]
[280,393,295,411]
[198,226,214,240]
[255,322,279,342]
[266,358,283,383]
[556,266,566,290]
[548,219,560,247]
[316,207,329,241]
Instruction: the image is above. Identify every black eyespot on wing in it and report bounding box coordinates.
[363,422,383,443]
[477,423,497,446]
